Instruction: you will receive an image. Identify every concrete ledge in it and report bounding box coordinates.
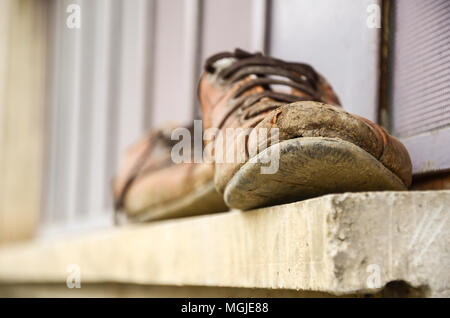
[0,282,424,298]
[0,191,449,297]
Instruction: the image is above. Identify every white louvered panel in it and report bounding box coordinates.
[87,0,113,217]
[44,0,113,232]
[391,0,450,137]
[42,0,153,235]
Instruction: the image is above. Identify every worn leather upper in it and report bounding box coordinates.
[113,124,215,215]
[198,49,412,191]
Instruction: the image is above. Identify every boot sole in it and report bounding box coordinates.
[128,181,228,222]
[224,137,407,210]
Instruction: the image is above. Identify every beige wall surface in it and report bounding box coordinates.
[0,0,48,243]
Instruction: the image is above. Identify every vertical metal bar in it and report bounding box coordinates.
[40,0,55,226]
[64,0,83,224]
[44,0,62,224]
[183,0,202,120]
[104,0,123,209]
[251,0,269,53]
[151,0,195,126]
[116,0,148,162]
[75,0,96,217]
[143,0,157,130]
[88,0,112,217]
[104,0,149,210]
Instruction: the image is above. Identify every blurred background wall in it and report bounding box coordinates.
[0,0,48,243]
[0,0,382,241]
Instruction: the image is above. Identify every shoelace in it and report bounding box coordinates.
[205,49,324,125]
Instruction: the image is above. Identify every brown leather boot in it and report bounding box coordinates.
[113,123,228,222]
[199,49,412,210]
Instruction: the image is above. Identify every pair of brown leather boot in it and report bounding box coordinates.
[114,49,412,222]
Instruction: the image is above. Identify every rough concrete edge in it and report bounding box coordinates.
[326,191,450,297]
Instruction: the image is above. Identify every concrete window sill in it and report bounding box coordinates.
[0,191,449,297]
